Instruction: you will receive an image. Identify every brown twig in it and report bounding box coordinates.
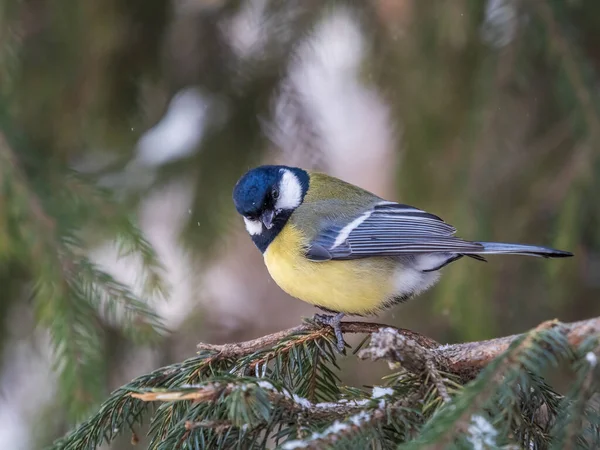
[425,359,451,404]
[198,317,600,381]
[356,326,448,372]
[357,327,453,402]
[197,321,438,357]
[441,317,600,379]
[131,381,372,421]
[184,420,234,433]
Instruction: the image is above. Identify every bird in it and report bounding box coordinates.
[232,165,573,352]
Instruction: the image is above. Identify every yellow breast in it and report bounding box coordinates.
[263,223,397,315]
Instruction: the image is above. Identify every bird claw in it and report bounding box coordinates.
[313,312,346,353]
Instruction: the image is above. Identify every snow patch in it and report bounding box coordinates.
[292,394,312,409]
[586,352,597,367]
[315,399,369,409]
[282,420,350,449]
[282,409,374,448]
[256,381,312,409]
[380,327,399,335]
[349,411,371,427]
[372,386,393,409]
[282,441,307,450]
[372,387,393,399]
[323,421,349,435]
[257,381,274,390]
[467,415,498,450]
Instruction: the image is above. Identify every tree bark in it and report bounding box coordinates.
[197,317,600,380]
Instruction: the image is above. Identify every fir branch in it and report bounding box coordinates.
[184,419,234,433]
[425,359,451,404]
[530,0,600,203]
[113,216,169,300]
[50,354,230,450]
[495,372,562,448]
[400,320,571,449]
[533,0,600,138]
[280,398,419,450]
[550,338,600,449]
[131,379,370,420]
[440,317,600,380]
[52,316,600,449]
[0,130,168,419]
[60,172,169,300]
[136,378,379,449]
[74,257,167,342]
[0,131,106,418]
[133,379,418,450]
[357,327,449,375]
[358,327,453,408]
[200,317,600,381]
[197,320,439,357]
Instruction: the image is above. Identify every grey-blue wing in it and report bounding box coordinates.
[306,202,483,261]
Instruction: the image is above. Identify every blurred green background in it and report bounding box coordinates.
[0,0,599,448]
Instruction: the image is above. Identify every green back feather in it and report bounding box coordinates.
[288,172,381,241]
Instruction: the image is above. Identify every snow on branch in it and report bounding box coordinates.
[198,317,600,381]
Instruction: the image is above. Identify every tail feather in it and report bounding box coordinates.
[473,242,573,258]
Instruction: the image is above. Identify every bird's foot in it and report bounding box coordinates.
[313,312,346,353]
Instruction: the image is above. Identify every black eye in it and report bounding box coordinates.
[272,189,279,200]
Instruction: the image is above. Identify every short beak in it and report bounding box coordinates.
[261,209,275,229]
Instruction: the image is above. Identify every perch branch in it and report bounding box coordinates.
[197,321,438,357]
[357,326,452,402]
[441,317,599,379]
[198,317,600,380]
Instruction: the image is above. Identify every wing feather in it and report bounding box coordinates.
[306,202,482,261]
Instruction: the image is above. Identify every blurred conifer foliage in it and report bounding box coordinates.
[0,0,599,448]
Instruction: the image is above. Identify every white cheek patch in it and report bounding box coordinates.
[331,211,372,249]
[276,169,303,210]
[243,217,263,236]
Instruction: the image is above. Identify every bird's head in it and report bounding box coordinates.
[233,165,309,245]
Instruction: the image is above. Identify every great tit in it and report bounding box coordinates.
[232,165,573,351]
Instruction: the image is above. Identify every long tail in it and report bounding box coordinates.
[472,242,573,258]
